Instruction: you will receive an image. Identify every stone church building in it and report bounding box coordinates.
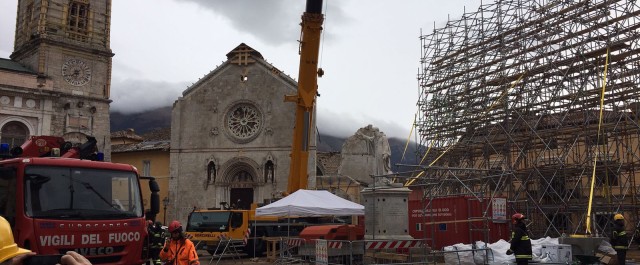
[0,0,113,158]
[168,43,317,220]
[1,1,396,226]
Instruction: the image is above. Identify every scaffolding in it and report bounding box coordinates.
[413,0,640,240]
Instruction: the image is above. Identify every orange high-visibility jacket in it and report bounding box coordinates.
[160,238,200,265]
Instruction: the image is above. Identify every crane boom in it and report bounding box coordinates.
[285,0,324,194]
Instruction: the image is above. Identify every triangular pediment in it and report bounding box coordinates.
[181,42,297,97]
[225,43,263,65]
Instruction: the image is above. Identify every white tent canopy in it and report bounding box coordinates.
[255,189,365,217]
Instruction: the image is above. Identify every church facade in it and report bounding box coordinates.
[0,0,113,158]
[168,44,317,221]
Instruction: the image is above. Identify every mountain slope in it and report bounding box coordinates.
[111,106,172,135]
[111,107,421,168]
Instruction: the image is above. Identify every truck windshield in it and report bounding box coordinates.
[24,166,143,220]
[186,212,230,232]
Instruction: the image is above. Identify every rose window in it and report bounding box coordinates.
[225,103,262,142]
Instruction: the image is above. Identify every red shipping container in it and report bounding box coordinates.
[408,194,509,250]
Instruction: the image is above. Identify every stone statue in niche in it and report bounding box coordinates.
[264,161,274,183]
[204,161,217,190]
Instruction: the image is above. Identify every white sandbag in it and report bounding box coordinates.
[443,243,476,265]
[598,239,616,255]
[485,239,515,264]
[473,241,495,265]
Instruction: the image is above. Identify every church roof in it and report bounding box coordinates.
[110,128,143,142]
[225,43,263,61]
[0,58,36,74]
[140,127,171,141]
[112,140,170,153]
[111,127,171,153]
[182,43,298,97]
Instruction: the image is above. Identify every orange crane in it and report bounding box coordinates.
[184,2,326,256]
[285,0,325,194]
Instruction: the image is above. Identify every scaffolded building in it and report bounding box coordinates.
[413,0,640,241]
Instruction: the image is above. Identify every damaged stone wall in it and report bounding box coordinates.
[338,124,393,186]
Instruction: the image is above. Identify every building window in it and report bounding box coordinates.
[595,213,614,232]
[548,213,569,232]
[1,121,29,149]
[67,1,89,41]
[596,169,618,186]
[142,160,151,177]
[224,103,262,144]
[586,135,607,145]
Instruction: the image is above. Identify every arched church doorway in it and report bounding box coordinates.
[230,188,253,210]
[228,169,255,210]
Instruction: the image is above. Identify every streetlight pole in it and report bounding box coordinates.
[162,197,169,225]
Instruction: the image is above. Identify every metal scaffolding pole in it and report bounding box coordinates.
[412,0,640,239]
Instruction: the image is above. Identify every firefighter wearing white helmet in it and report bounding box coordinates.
[611,213,629,265]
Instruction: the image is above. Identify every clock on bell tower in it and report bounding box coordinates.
[8,0,114,159]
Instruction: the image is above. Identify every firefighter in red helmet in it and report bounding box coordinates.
[506,213,532,265]
[160,220,199,265]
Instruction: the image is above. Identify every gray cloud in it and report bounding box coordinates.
[316,107,411,139]
[174,0,348,45]
[0,2,15,57]
[109,77,410,139]
[110,78,188,114]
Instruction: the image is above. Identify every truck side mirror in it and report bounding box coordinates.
[149,179,160,192]
[149,179,160,215]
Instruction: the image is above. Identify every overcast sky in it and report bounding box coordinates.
[0,0,481,139]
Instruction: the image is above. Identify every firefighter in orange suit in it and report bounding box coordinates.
[160,220,200,265]
[506,213,532,265]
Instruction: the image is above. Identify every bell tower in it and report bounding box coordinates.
[9,0,113,158]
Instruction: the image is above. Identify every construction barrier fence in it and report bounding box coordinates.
[267,238,492,265]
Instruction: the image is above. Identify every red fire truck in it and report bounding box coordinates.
[0,136,160,265]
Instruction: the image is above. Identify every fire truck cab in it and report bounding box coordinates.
[0,136,160,264]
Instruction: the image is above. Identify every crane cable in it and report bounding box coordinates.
[586,47,610,235]
[318,0,328,69]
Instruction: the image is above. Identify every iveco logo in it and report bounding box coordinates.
[58,222,128,229]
